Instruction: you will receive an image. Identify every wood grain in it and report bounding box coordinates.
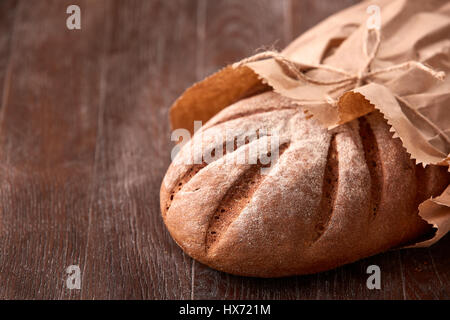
[290,0,361,33]
[400,237,450,299]
[0,0,106,299]
[0,0,17,114]
[0,0,448,300]
[80,0,198,299]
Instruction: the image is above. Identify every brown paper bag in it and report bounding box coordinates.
[169,0,450,247]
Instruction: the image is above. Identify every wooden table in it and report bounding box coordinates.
[0,0,448,300]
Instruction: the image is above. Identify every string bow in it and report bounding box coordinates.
[233,28,445,106]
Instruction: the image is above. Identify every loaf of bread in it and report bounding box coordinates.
[160,91,449,277]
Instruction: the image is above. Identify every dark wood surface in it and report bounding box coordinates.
[0,0,448,300]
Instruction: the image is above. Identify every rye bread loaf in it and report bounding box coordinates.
[160,91,449,277]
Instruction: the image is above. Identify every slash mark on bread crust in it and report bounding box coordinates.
[314,134,339,242]
[163,163,206,218]
[358,117,382,219]
[204,143,290,252]
[164,132,269,217]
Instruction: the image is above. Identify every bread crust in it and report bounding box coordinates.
[160,92,449,277]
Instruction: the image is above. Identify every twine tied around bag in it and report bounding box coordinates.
[233,28,445,106]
